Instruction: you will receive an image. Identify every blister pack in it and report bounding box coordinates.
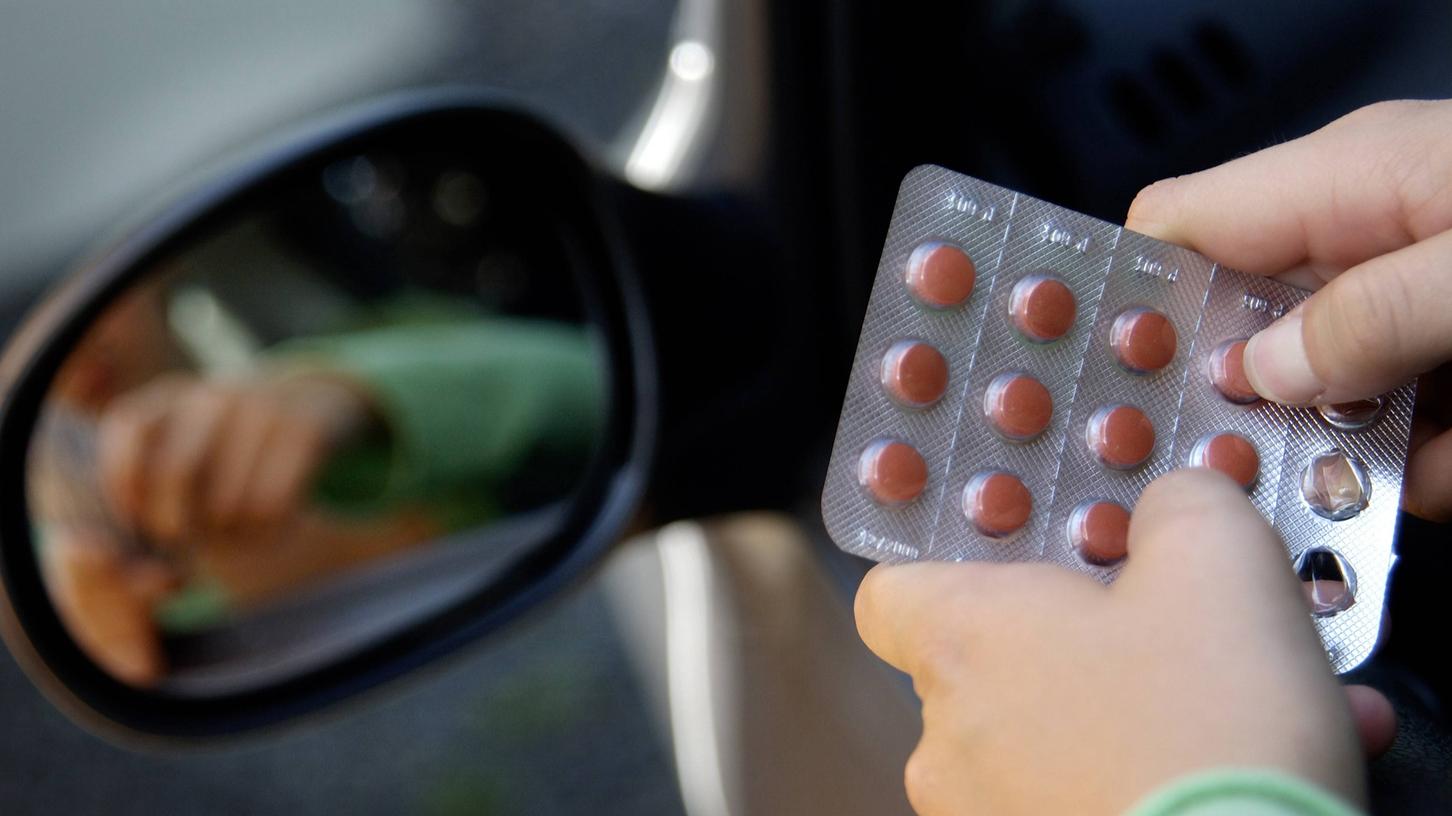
[822,165,1416,673]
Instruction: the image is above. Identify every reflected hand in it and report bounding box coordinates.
[39,526,180,687]
[855,469,1365,816]
[97,371,375,544]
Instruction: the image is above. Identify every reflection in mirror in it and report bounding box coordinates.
[27,148,606,691]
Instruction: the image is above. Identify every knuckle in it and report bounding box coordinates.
[1313,271,1413,381]
[1143,466,1230,504]
[253,401,287,436]
[1126,178,1179,226]
[853,567,888,629]
[1141,499,1219,542]
[903,744,943,816]
[1137,469,1265,536]
[908,635,965,698]
[96,417,130,459]
[1335,99,1427,129]
[99,398,150,439]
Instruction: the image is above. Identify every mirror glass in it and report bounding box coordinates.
[26,144,608,692]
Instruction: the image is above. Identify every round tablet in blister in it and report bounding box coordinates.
[881,340,949,408]
[859,439,928,506]
[963,471,1032,538]
[1009,274,1076,343]
[905,241,975,309]
[1110,307,1177,374]
[1086,404,1155,470]
[983,371,1053,442]
[1207,339,1259,404]
[1189,432,1260,490]
[1068,500,1130,566]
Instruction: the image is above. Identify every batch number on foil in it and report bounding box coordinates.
[857,529,921,560]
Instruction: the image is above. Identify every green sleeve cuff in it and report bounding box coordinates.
[272,317,603,499]
[1126,770,1363,816]
[153,578,232,633]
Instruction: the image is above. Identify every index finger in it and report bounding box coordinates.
[854,560,1100,676]
[1125,100,1452,278]
[854,562,980,675]
[97,393,168,527]
[1116,469,1304,621]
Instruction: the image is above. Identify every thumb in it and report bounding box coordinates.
[1245,227,1452,405]
[1115,469,1304,621]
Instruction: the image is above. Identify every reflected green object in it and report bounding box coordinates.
[154,576,231,632]
[291,307,604,528]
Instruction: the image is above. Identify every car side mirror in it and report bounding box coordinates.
[0,90,655,741]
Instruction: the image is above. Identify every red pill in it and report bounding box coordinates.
[983,371,1053,441]
[881,340,949,408]
[858,439,928,506]
[1110,307,1177,374]
[962,471,1032,537]
[1208,339,1259,404]
[1068,500,1131,565]
[905,242,976,309]
[1009,274,1077,342]
[1086,404,1155,470]
[1190,432,1259,490]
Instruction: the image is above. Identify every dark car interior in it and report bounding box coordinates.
[2,1,1452,813]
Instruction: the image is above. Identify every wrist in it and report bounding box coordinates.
[268,369,378,446]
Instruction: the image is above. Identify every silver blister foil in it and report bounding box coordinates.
[822,165,1415,673]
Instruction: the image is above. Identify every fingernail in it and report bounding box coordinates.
[1245,314,1324,405]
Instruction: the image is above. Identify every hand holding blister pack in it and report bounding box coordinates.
[823,165,1416,673]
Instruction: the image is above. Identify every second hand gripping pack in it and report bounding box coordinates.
[822,165,1416,673]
